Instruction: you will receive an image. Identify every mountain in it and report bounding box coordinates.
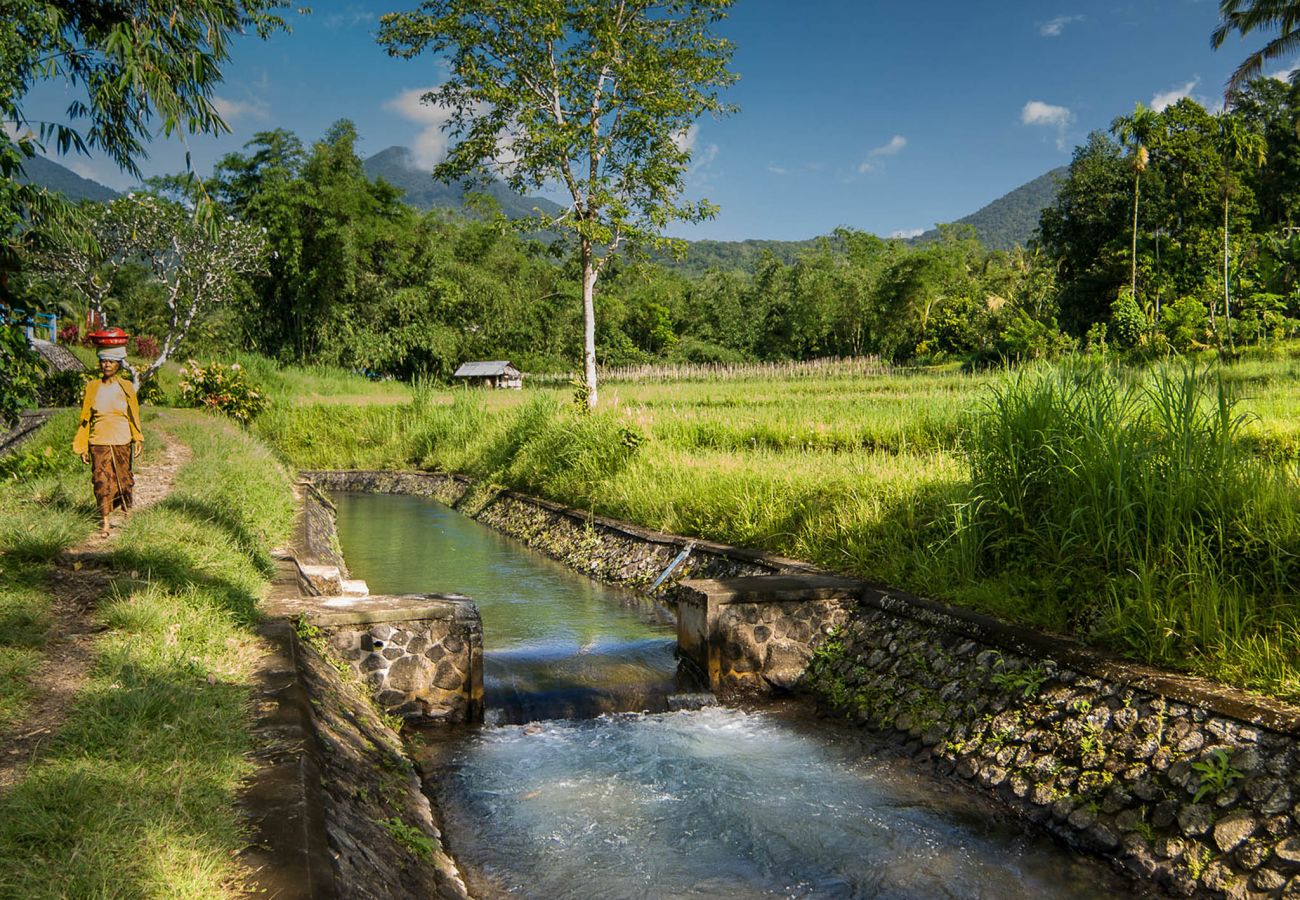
[14,154,119,203]
[657,166,1066,274]
[912,167,1066,251]
[362,146,565,220]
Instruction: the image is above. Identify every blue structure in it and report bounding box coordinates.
[0,305,58,343]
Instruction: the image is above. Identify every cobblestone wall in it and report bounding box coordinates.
[311,596,483,724]
[808,604,1300,897]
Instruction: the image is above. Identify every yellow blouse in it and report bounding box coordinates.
[72,377,143,454]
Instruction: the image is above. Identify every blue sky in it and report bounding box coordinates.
[19,0,1292,242]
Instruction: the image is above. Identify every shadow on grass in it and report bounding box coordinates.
[108,542,262,629]
[0,660,252,898]
[153,495,277,578]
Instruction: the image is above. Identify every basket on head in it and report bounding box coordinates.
[87,327,129,348]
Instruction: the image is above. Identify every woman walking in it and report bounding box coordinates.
[72,338,143,537]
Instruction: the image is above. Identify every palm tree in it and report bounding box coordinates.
[1215,114,1268,341]
[1212,0,1300,98]
[1112,103,1160,305]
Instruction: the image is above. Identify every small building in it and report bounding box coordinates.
[452,360,523,390]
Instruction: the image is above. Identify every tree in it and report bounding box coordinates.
[1112,103,1161,306]
[1,1,288,280]
[1212,0,1300,98]
[378,0,738,409]
[1214,113,1267,336]
[30,194,266,385]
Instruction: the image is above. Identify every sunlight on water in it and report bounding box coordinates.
[420,708,1130,899]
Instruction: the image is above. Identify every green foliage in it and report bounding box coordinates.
[177,360,267,425]
[377,816,437,863]
[1191,749,1245,803]
[0,327,43,426]
[960,360,1300,680]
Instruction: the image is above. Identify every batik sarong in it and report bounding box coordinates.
[90,444,134,519]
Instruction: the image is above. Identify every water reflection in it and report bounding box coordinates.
[331,491,685,721]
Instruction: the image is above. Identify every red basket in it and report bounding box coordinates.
[87,327,129,348]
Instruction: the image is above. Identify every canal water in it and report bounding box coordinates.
[332,491,1137,899]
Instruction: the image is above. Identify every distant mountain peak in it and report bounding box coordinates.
[362,145,563,220]
[14,155,120,203]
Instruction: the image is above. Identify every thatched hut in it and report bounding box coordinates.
[452,360,523,389]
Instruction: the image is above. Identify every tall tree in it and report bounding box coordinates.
[1112,103,1161,306]
[377,0,738,409]
[1212,0,1300,98]
[1215,113,1267,335]
[1,0,288,280]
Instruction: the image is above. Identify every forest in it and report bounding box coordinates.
[9,78,1300,383]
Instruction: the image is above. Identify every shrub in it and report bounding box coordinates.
[177,360,267,424]
[57,324,80,345]
[38,369,90,408]
[132,335,160,359]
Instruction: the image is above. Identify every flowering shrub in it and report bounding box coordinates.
[133,335,160,359]
[57,323,80,345]
[177,360,267,424]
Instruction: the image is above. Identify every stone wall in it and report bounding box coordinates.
[310,596,484,723]
[293,632,469,899]
[808,600,1300,897]
[677,575,860,697]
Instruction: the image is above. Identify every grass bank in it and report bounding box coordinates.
[0,410,294,898]
[255,358,1300,701]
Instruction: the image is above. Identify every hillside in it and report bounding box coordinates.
[362,146,564,220]
[14,155,119,203]
[913,167,1065,251]
[657,166,1065,274]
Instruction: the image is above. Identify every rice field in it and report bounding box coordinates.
[252,355,1300,700]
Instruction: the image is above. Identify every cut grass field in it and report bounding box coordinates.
[0,410,294,898]
[254,355,1300,701]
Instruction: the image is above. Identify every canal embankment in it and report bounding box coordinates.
[301,468,1300,898]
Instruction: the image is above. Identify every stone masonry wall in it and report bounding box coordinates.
[808,603,1300,897]
[315,599,484,723]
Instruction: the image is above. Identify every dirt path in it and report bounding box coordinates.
[0,433,191,792]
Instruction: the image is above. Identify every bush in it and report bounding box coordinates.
[38,369,90,408]
[177,360,267,424]
[132,335,160,359]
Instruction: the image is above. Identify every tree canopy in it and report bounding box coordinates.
[377,0,738,407]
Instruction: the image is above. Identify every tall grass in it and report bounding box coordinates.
[959,361,1300,691]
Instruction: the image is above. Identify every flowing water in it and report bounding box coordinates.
[332,491,1137,899]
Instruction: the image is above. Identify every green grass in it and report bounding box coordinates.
[0,410,295,898]
[253,354,1300,701]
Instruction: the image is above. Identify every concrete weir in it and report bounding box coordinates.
[676,574,859,697]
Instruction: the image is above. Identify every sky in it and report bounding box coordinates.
[17,0,1295,242]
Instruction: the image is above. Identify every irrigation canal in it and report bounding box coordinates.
[331,491,1138,899]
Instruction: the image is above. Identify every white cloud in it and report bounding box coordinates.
[766,163,787,175]
[384,86,457,169]
[1021,101,1071,127]
[212,96,269,124]
[857,135,907,173]
[1150,78,1199,112]
[672,124,699,153]
[1040,14,1083,37]
[890,228,925,239]
[1021,100,1073,150]
[1271,66,1298,82]
[325,7,375,29]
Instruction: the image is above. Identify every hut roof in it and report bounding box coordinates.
[453,360,517,378]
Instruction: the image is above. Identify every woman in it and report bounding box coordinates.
[72,345,143,537]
